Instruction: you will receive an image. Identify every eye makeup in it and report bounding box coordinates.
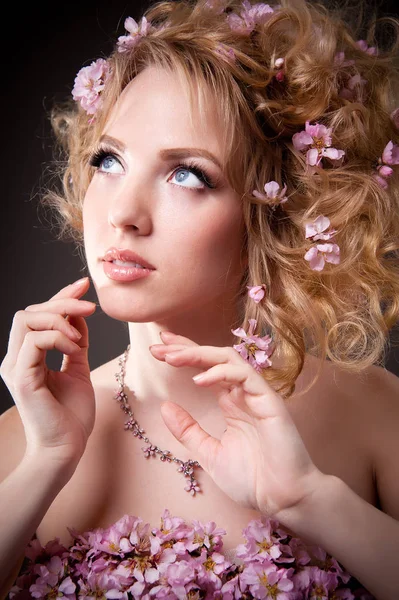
[88,145,220,190]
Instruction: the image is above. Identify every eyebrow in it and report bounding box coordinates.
[98,134,223,171]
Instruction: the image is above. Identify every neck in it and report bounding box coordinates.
[124,300,244,415]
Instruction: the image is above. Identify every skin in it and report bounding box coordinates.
[83,64,250,419]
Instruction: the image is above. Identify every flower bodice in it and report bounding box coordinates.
[9,509,376,599]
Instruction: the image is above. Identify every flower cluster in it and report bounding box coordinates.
[226,0,274,35]
[71,58,110,119]
[292,121,346,169]
[232,317,273,372]
[117,16,152,53]
[304,215,340,271]
[373,140,399,189]
[9,509,374,600]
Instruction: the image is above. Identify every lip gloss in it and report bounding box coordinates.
[102,261,155,282]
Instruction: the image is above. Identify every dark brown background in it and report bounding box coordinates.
[1,0,398,413]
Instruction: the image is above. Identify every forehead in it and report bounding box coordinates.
[102,65,225,161]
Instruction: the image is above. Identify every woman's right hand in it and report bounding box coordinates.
[0,277,97,468]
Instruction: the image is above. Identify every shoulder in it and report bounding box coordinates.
[333,362,399,520]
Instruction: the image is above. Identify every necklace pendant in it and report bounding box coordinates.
[184,478,201,496]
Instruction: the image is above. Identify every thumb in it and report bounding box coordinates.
[160,401,220,474]
[60,315,91,377]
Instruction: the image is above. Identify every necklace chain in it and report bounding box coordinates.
[114,344,203,496]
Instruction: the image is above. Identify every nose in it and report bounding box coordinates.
[107,174,153,235]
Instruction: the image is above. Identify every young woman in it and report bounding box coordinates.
[1,0,399,597]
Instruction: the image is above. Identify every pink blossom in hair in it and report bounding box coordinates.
[292,121,345,168]
[374,140,399,188]
[304,244,340,271]
[227,0,274,35]
[71,58,110,116]
[117,16,151,53]
[305,215,337,242]
[231,319,273,371]
[356,39,378,56]
[252,181,288,205]
[247,285,266,303]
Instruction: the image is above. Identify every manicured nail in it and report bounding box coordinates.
[160,331,174,339]
[193,373,206,381]
[71,277,88,287]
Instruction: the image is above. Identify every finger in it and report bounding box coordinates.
[192,363,287,419]
[50,276,91,301]
[159,331,199,346]
[160,401,221,475]
[4,301,96,371]
[14,330,81,392]
[149,343,192,358]
[25,298,96,316]
[163,345,243,369]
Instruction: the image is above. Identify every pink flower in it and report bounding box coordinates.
[227,0,274,34]
[274,57,285,81]
[231,318,273,371]
[374,140,399,188]
[117,16,151,52]
[72,58,110,115]
[215,43,236,63]
[252,180,288,205]
[381,140,399,165]
[30,556,75,599]
[292,121,345,168]
[247,284,266,303]
[236,518,283,562]
[356,39,378,56]
[196,548,231,588]
[239,559,294,598]
[304,243,340,271]
[305,215,337,241]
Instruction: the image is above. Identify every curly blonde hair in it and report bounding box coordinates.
[41,0,399,398]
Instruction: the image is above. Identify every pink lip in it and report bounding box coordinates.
[102,247,155,270]
[103,261,154,282]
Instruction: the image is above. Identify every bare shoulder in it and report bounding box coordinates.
[355,363,399,520]
[328,361,399,520]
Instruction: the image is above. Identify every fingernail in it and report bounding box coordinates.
[193,373,205,381]
[71,277,88,287]
[160,331,173,339]
[69,326,82,340]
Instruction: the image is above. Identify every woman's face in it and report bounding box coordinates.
[83,65,247,324]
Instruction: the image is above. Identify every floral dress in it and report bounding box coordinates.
[9,509,376,599]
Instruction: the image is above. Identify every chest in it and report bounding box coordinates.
[35,372,377,556]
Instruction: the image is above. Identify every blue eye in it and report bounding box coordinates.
[89,148,123,175]
[88,146,218,189]
[169,163,216,190]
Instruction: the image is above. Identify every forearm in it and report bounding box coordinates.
[275,474,399,600]
[0,453,75,596]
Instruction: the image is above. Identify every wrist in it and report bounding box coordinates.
[22,448,82,487]
[274,471,339,532]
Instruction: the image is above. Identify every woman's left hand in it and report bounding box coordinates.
[149,331,325,520]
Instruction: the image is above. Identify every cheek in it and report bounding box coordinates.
[171,204,245,272]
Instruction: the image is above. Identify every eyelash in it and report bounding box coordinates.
[88,146,218,190]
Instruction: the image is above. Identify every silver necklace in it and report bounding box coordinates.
[114,344,203,496]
